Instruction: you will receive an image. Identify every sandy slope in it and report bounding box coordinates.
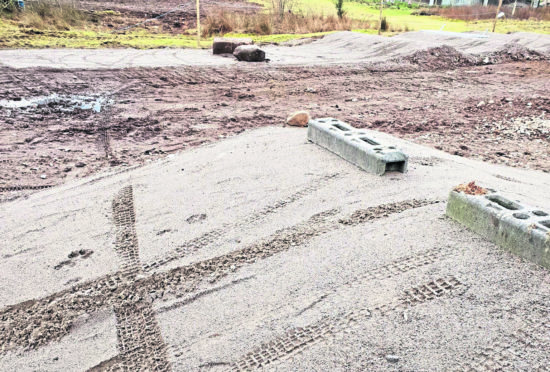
[0,127,549,371]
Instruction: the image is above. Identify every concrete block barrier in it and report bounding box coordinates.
[447,187,550,269]
[307,118,408,175]
[212,37,253,55]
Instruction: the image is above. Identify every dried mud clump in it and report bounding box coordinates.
[454,181,488,195]
[481,43,548,65]
[402,45,477,70]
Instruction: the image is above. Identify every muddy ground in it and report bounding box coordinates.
[1,56,549,200]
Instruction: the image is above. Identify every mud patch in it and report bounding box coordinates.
[0,94,112,113]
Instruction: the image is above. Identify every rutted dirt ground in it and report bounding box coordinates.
[0,56,549,201]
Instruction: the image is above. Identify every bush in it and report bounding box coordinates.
[380,16,388,31]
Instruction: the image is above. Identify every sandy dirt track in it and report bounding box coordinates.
[0,127,549,371]
[0,31,549,69]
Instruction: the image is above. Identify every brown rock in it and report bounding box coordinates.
[286,111,311,127]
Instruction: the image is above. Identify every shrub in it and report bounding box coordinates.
[380,16,388,31]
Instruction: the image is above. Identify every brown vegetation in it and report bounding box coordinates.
[1,0,89,30]
[202,10,374,37]
[454,181,488,195]
[425,4,550,21]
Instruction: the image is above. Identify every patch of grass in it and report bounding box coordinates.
[251,0,550,34]
[225,31,335,44]
[432,5,550,21]
[0,17,337,48]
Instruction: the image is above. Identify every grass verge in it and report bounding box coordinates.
[252,0,550,34]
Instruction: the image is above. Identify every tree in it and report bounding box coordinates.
[271,0,294,18]
[335,0,345,19]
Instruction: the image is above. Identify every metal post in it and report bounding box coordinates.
[196,0,201,48]
[378,0,383,35]
[492,0,503,32]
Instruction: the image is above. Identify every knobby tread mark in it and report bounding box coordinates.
[101,128,113,160]
[143,173,341,272]
[107,298,171,372]
[0,198,435,354]
[91,185,172,372]
[0,185,55,192]
[229,276,463,371]
[112,186,142,278]
[296,246,453,317]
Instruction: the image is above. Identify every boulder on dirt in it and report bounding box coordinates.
[286,111,311,127]
[233,45,266,62]
[212,37,253,55]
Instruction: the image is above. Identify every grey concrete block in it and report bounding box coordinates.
[307,118,408,175]
[213,37,253,55]
[446,188,550,269]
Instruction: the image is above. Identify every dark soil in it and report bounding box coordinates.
[79,0,260,34]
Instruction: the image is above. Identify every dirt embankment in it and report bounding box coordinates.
[0,58,549,201]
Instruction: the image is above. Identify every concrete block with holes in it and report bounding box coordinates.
[307,118,408,175]
[446,188,550,269]
[212,37,253,55]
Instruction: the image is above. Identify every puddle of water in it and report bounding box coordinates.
[0,94,113,113]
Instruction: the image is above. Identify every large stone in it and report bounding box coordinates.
[286,111,311,127]
[212,37,253,55]
[446,187,550,269]
[307,118,408,175]
[233,45,266,62]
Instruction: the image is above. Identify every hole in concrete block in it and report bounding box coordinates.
[344,133,352,136]
[487,203,502,211]
[385,161,406,173]
[333,124,350,131]
[533,210,548,217]
[360,137,380,146]
[540,221,550,229]
[388,146,396,149]
[358,132,366,135]
[486,195,521,211]
[513,213,530,220]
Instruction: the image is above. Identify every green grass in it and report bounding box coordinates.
[1,0,547,49]
[0,18,338,48]
[251,0,550,33]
